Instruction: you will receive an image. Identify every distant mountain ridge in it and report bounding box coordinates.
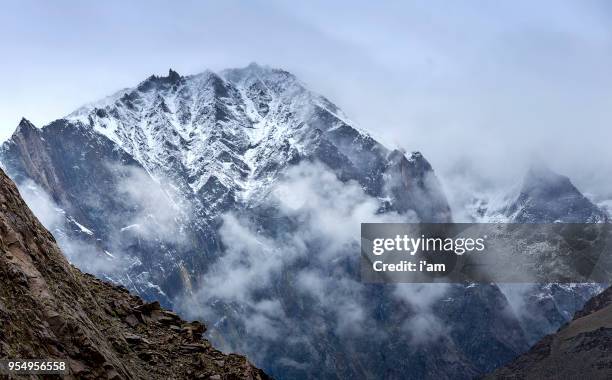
[504,165,608,223]
[458,163,608,224]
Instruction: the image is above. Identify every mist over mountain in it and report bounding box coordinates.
[0,64,608,379]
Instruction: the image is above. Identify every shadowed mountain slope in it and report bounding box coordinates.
[487,285,612,379]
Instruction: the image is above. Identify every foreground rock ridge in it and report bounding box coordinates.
[487,285,612,379]
[0,168,269,379]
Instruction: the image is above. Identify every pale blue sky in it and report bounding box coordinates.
[1,0,611,195]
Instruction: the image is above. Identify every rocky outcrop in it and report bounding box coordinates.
[0,167,268,379]
[487,286,612,379]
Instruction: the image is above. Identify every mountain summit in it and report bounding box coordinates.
[63,63,450,222]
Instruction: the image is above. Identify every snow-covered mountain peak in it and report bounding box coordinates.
[521,163,573,193]
[222,62,297,92]
[59,65,378,212]
[66,64,351,146]
[461,163,608,223]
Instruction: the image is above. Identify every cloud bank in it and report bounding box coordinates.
[176,161,452,367]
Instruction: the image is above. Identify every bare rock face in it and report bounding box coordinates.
[486,286,612,380]
[0,168,269,380]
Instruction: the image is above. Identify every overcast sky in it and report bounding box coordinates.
[1,0,611,197]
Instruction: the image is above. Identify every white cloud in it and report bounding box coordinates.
[393,283,450,344]
[112,164,190,244]
[18,179,64,228]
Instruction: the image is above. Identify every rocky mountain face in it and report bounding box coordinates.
[502,165,609,223]
[0,63,607,379]
[461,163,609,224]
[0,65,451,304]
[487,285,612,379]
[0,166,268,379]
